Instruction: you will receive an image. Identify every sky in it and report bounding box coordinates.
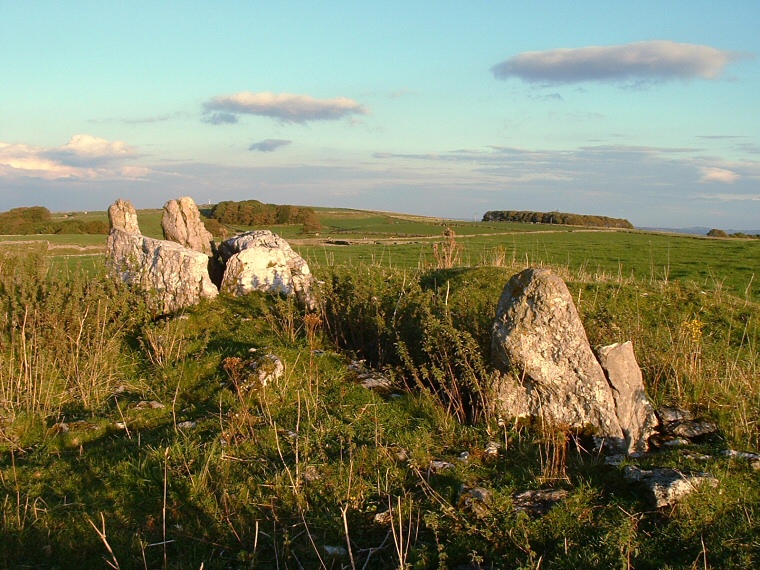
[1,1,759,229]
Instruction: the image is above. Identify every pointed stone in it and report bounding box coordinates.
[491,268,625,450]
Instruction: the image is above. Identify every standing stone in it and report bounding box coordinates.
[491,268,625,450]
[107,228,218,315]
[597,342,659,454]
[108,198,140,234]
[161,196,215,256]
[219,230,316,309]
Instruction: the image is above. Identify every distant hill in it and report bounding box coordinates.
[482,210,634,229]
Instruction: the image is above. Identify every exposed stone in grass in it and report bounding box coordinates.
[219,230,316,309]
[722,449,760,470]
[349,360,394,394]
[459,486,492,517]
[597,341,659,454]
[623,465,718,508]
[492,268,625,451]
[161,196,216,256]
[513,488,569,516]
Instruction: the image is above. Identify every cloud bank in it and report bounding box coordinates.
[249,139,292,152]
[0,135,143,179]
[203,92,369,124]
[492,40,750,85]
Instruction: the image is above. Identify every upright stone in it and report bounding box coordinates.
[161,196,215,256]
[108,198,140,234]
[597,342,659,453]
[219,230,316,309]
[491,268,625,450]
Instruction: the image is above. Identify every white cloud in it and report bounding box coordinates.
[492,40,751,85]
[202,91,369,124]
[699,167,740,183]
[0,135,143,179]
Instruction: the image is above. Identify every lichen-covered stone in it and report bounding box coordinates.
[106,228,218,314]
[491,268,625,450]
[219,230,316,309]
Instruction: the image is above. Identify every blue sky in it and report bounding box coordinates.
[1,1,759,229]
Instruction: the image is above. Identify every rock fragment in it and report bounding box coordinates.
[624,465,718,508]
[597,341,659,453]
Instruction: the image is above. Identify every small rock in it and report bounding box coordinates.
[667,419,718,439]
[458,451,470,462]
[513,488,569,516]
[723,449,760,470]
[395,449,409,462]
[662,438,691,448]
[323,545,348,558]
[623,465,718,508]
[373,510,393,525]
[177,421,196,430]
[135,400,165,410]
[250,354,284,387]
[604,454,626,466]
[48,422,69,435]
[484,441,501,459]
[301,465,320,483]
[657,406,693,425]
[459,486,492,517]
[429,460,455,473]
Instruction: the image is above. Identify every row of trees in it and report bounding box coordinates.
[0,207,108,235]
[482,210,634,229]
[210,200,321,232]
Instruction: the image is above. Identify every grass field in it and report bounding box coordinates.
[1,206,759,568]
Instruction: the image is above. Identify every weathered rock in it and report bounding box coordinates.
[657,406,693,425]
[513,488,569,516]
[491,268,625,450]
[161,196,215,256]
[250,354,284,387]
[219,230,316,309]
[667,419,718,439]
[723,449,760,470]
[459,486,492,517]
[107,228,218,314]
[107,198,140,233]
[597,341,659,454]
[624,465,718,508]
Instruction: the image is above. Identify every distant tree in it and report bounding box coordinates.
[707,228,728,238]
[299,209,322,233]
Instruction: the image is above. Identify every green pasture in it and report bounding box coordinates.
[2,207,758,298]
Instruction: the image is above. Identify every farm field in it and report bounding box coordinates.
[1,206,759,568]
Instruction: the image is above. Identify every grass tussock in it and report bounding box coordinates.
[0,248,759,569]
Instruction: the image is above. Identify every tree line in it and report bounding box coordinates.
[482,210,634,229]
[0,207,108,235]
[210,200,321,232]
